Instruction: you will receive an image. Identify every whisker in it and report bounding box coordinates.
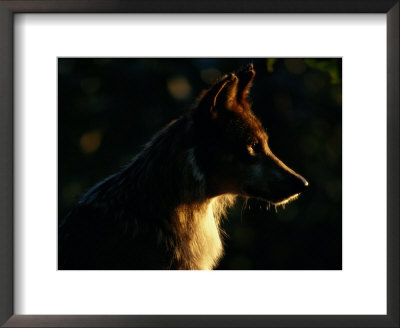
[240,197,249,223]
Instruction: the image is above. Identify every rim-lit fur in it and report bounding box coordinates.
[58,64,308,270]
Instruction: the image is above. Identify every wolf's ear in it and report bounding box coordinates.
[236,63,255,104]
[198,73,238,114]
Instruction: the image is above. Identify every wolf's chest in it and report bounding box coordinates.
[192,205,224,269]
[172,202,224,270]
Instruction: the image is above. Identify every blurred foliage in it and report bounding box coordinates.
[266,58,277,72]
[58,58,342,270]
[304,58,342,84]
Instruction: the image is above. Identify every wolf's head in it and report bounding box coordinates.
[191,64,308,205]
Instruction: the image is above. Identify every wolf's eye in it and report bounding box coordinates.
[247,140,261,156]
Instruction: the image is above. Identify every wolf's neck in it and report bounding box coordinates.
[127,117,208,210]
[120,117,238,269]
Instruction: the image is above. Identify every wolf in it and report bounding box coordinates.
[58,64,308,270]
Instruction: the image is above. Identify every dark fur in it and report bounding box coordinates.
[58,64,308,270]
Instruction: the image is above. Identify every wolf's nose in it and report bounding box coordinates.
[295,174,308,192]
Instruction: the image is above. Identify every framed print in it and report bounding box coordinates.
[57,58,340,272]
[0,1,398,327]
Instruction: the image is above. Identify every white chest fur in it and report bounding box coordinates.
[172,195,236,270]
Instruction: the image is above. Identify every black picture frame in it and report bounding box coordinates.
[0,1,398,327]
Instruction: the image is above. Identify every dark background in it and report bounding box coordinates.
[58,58,342,270]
